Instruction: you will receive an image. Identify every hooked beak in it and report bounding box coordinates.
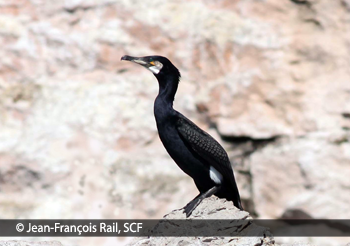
[121,55,150,67]
[121,55,163,74]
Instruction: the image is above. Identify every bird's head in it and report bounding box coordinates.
[121,55,180,81]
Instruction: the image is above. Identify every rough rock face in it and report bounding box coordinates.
[128,197,275,246]
[0,0,350,246]
[128,197,320,246]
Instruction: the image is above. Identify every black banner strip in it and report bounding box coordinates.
[0,219,349,237]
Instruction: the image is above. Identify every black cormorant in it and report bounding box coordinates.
[121,55,243,217]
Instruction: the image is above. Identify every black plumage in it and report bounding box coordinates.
[121,55,243,217]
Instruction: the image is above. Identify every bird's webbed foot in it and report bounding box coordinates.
[182,185,221,218]
[183,197,200,217]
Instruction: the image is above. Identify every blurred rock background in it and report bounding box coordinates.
[0,0,349,245]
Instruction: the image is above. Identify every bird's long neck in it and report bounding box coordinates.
[155,74,179,108]
[154,73,180,125]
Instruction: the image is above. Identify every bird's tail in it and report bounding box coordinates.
[225,171,243,210]
[230,180,243,210]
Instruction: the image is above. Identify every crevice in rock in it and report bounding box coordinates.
[0,165,42,192]
[304,18,324,29]
[342,113,350,119]
[290,0,311,6]
[64,6,92,14]
[341,0,350,11]
[63,2,115,14]
[220,135,280,158]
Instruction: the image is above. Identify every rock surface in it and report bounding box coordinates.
[0,0,350,246]
[128,197,319,246]
[128,197,275,246]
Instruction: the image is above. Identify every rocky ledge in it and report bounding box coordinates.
[128,197,313,246]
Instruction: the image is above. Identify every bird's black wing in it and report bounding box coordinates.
[175,113,234,181]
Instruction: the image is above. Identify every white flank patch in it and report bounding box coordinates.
[209,166,223,185]
[148,65,161,74]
